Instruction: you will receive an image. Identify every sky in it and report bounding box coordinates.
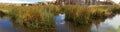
[112,0,120,3]
[100,0,120,4]
[0,0,56,3]
[0,0,119,4]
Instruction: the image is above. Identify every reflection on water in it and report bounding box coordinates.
[104,14,120,29]
[55,14,120,32]
[90,14,120,32]
[0,17,17,32]
[55,13,65,24]
[55,14,75,32]
[0,14,120,32]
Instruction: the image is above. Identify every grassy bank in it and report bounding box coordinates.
[7,6,56,29]
[63,5,120,25]
[0,5,120,28]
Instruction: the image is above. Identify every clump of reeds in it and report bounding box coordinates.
[8,6,55,29]
[1,5,120,27]
[64,5,115,25]
[110,6,120,14]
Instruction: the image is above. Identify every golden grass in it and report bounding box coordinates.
[0,5,120,28]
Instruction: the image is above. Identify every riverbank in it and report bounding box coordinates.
[64,5,120,25]
[0,5,120,29]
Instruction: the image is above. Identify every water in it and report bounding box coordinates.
[0,14,120,32]
[55,14,120,32]
[0,17,17,32]
[55,14,74,32]
[55,13,65,24]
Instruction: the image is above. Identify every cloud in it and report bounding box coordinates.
[112,0,120,4]
[0,0,31,3]
[45,0,56,1]
[0,0,56,3]
[100,0,120,4]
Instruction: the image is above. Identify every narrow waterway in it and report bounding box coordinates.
[55,14,120,32]
[0,17,17,32]
[0,14,120,32]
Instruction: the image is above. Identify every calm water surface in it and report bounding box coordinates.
[0,14,120,32]
[0,17,17,32]
[55,14,120,32]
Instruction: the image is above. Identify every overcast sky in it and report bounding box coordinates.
[0,0,119,4]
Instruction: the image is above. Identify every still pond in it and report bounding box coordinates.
[0,14,120,32]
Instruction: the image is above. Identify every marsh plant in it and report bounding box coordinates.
[0,5,120,28]
[8,6,55,29]
[64,5,120,25]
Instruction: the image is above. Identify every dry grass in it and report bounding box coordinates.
[0,5,120,27]
[7,6,55,29]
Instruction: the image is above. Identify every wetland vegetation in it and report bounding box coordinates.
[0,5,120,32]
